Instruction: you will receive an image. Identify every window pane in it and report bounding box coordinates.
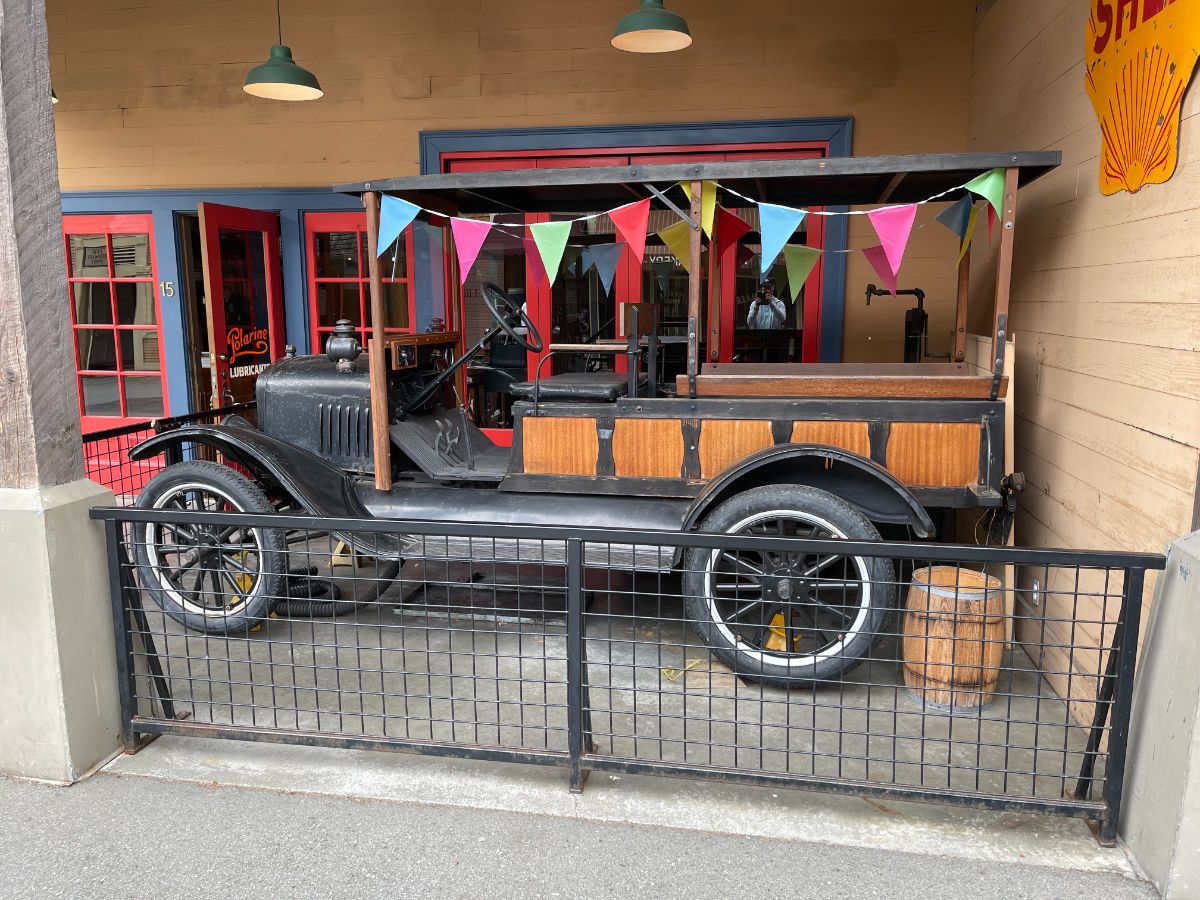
[76,329,118,371]
[69,234,108,277]
[316,282,361,328]
[372,231,407,278]
[115,281,156,325]
[111,233,152,277]
[119,329,161,371]
[365,282,409,330]
[124,377,164,418]
[80,375,121,416]
[315,231,360,278]
[73,282,113,324]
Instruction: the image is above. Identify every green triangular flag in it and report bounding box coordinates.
[783,246,821,303]
[964,168,1005,218]
[529,221,572,281]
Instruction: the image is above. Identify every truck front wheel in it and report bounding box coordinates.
[683,484,895,685]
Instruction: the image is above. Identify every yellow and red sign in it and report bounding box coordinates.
[1086,0,1200,194]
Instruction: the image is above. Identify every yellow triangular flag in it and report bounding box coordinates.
[657,220,695,272]
[958,205,980,263]
[682,180,718,239]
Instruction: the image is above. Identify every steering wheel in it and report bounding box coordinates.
[481,283,543,353]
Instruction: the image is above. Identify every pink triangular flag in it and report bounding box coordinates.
[609,198,650,263]
[449,217,493,285]
[862,245,898,295]
[866,204,918,277]
[523,238,548,290]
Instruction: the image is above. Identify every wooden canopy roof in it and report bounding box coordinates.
[335,151,1060,214]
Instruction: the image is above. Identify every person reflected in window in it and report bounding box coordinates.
[746,278,786,329]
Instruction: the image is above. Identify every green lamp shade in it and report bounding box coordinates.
[611,0,692,53]
[243,44,323,101]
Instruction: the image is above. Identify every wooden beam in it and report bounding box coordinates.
[0,0,81,490]
[363,191,393,492]
[878,172,906,204]
[953,250,970,362]
[990,167,1019,389]
[686,180,703,398]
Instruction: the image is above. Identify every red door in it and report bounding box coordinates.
[197,203,285,406]
[63,213,167,433]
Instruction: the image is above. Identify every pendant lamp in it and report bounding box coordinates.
[244,0,323,101]
[611,0,692,53]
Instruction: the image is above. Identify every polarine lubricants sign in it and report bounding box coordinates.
[1086,0,1200,194]
[226,325,270,379]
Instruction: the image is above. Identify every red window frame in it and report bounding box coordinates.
[305,211,417,351]
[62,213,167,433]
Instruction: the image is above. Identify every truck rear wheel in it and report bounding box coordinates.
[133,460,286,634]
[683,485,895,685]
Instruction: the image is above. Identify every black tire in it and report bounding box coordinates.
[133,460,286,634]
[683,484,896,685]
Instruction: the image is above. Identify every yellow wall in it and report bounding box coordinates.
[47,0,975,362]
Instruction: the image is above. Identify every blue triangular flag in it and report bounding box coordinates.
[579,247,594,276]
[377,195,420,257]
[758,202,806,274]
[652,260,674,295]
[589,243,625,295]
[935,196,973,243]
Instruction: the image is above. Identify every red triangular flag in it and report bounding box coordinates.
[609,198,650,263]
[714,206,752,259]
[862,245,898,295]
[735,243,755,269]
[523,238,548,290]
[987,204,996,241]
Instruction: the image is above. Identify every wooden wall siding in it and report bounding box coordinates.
[612,418,684,478]
[789,420,870,457]
[970,0,1199,712]
[46,0,974,363]
[698,419,773,479]
[885,421,980,487]
[520,416,597,475]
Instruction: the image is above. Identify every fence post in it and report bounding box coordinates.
[104,519,138,754]
[566,537,590,793]
[1100,566,1146,845]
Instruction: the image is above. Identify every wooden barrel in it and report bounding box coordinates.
[903,566,1005,710]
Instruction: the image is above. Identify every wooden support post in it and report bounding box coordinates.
[953,251,970,363]
[686,180,703,398]
[989,168,1019,396]
[363,191,393,492]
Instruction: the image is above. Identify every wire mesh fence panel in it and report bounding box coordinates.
[83,403,257,506]
[95,507,1161,840]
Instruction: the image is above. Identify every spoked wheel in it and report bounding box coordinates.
[683,485,896,685]
[133,461,285,634]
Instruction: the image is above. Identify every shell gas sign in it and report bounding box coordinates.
[1086,0,1200,194]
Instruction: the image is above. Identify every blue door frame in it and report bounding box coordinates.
[61,189,359,416]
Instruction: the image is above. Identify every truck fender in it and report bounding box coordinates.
[683,444,935,538]
[130,424,371,521]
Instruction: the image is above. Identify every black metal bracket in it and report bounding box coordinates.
[990,313,1008,401]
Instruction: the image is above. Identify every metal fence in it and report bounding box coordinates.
[83,403,257,503]
[91,505,1164,844]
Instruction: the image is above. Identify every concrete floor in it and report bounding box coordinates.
[127,560,1105,812]
[0,765,1154,900]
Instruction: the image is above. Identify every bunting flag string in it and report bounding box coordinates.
[866,203,918,283]
[714,206,751,259]
[589,243,626,295]
[652,259,674,295]
[681,180,718,238]
[783,245,822,302]
[528,220,572,283]
[449,217,493,285]
[376,195,421,257]
[657,220,695,272]
[609,198,651,263]
[758,202,807,274]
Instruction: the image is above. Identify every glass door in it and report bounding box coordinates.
[197,203,285,406]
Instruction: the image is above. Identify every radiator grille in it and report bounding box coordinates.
[318,401,371,461]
